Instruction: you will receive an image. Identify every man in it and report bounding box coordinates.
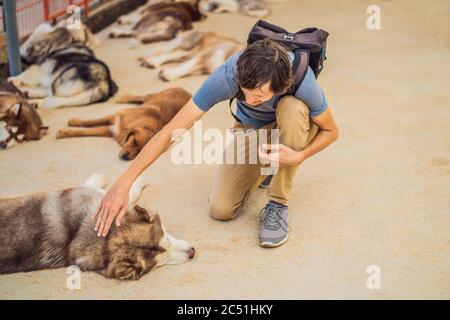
[94,38,339,248]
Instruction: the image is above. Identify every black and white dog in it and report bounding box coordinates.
[8,45,118,109]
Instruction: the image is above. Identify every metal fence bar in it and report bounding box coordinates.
[3,0,22,75]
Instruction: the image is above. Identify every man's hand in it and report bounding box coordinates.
[259,143,305,167]
[93,182,130,237]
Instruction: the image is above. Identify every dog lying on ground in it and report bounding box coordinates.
[56,87,191,160]
[20,19,99,65]
[0,80,47,149]
[0,173,195,280]
[199,0,283,17]
[8,45,118,109]
[109,1,204,44]
[139,30,243,81]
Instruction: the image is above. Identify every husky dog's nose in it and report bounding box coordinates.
[187,247,195,259]
[121,153,130,161]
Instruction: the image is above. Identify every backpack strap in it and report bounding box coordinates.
[284,48,310,96]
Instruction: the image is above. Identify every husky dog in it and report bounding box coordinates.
[0,80,47,148]
[0,174,195,280]
[138,30,243,81]
[8,45,118,109]
[20,19,100,65]
[199,0,280,18]
[109,1,204,44]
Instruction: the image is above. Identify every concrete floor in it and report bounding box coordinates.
[0,0,449,299]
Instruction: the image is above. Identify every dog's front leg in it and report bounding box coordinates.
[22,87,49,99]
[159,55,202,81]
[108,27,134,38]
[142,30,201,56]
[56,126,113,139]
[7,64,43,88]
[139,50,191,69]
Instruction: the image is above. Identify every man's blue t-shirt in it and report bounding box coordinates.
[192,51,328,127]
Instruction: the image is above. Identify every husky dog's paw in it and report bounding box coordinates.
[139,57,157,69]
[84,173,107,190]
[158,69,172,82]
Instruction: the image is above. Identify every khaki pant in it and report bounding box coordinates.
[208,96,319,220]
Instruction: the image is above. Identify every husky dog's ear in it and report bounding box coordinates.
[9,103,22,117]
[133,205,152,223]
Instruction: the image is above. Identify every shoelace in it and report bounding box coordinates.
[260,204,292,233]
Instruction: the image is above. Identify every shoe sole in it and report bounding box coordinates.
[258,234,289,248]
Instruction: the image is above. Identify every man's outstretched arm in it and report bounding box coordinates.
[94,98,205,237]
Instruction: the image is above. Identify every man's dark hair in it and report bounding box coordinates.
[236,38,293,95]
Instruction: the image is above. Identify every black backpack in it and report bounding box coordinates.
[229,20,329,122]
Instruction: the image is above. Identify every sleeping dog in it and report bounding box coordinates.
[8,45,118,109]
[56,87,191,160]
[0,173,195,280]
[199,0,282,18]
[109,0,204,44]
[0,80,48,149]
[139,30,243,81]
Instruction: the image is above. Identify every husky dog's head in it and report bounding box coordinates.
[0,82,47,148]
[20,20,99,64]
[106,205,194,280]
[199,0,240,14]
[199,0,269,17]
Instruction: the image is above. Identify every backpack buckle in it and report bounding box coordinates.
[283,33,295,41]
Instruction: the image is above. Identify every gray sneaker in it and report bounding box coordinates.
[258,201,291,248]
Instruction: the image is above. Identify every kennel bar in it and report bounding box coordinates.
[2,0,21,75]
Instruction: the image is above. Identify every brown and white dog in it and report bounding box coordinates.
[56,87,191,160]
[109,1,205,44]
[0,80,48,149]
[20,19,100,65]
[199,0,271,17]
[0,173,195,280]
[139,30,243,81]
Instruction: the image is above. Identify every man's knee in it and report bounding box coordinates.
[208,198,237,221]
[276,96,309,126]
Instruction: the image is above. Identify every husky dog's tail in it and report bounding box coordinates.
[84,174,107,190]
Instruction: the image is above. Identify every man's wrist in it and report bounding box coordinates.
[117,173,135,189]
[296,150,307,165]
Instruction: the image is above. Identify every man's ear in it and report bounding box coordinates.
[9,103,22,117]
[133,205,152,223]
